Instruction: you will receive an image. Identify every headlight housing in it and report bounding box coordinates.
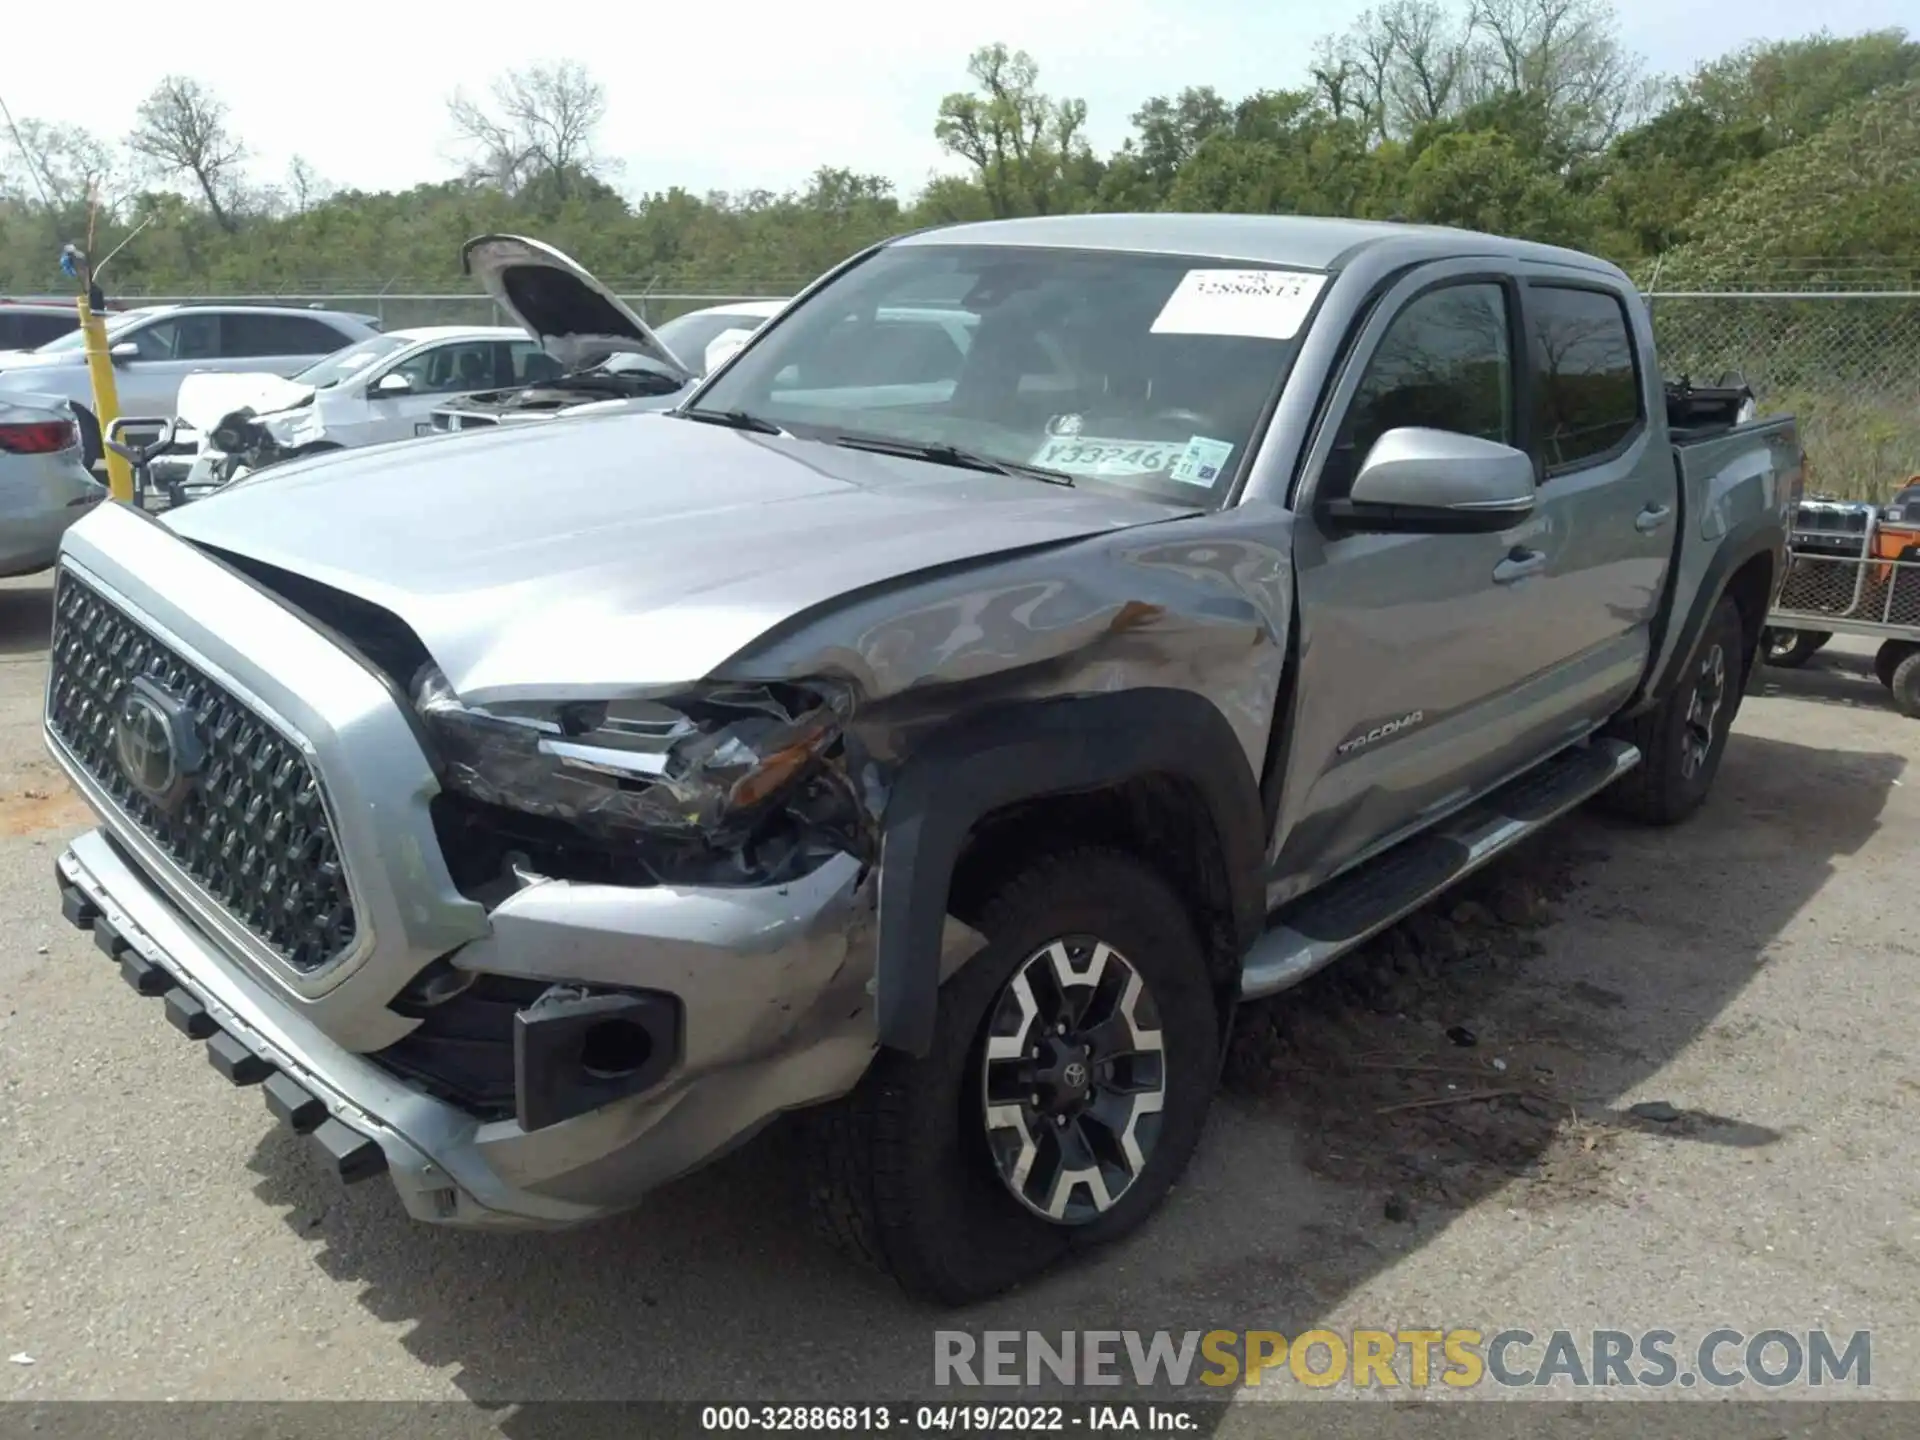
[413,666,853,846]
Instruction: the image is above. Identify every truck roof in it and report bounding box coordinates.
[895,213,1626,283]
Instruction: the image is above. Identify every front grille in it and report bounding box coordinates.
[46,571,359,973]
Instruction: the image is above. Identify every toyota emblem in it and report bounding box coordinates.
[1061,1059,1089,1090]
[111,678,202,812]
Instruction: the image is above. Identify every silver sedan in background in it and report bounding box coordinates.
[0,396,105,577]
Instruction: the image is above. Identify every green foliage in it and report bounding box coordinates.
[1655,80,1920,288]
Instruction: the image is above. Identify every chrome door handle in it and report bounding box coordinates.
[1493,549,1547,584]
[1635,503,1673,533]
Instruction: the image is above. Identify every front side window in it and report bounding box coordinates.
[1342,283,1513,478]
[1529,285,1642,471]
[130,313,220,361]
[383,339,502,395]
[693,244,1327,505]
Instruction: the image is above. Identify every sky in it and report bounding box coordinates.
[3,0,1914,203]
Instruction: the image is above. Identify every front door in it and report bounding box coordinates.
[117,311,224,418]
[360,337,519,443]
[1270,265,1581,896]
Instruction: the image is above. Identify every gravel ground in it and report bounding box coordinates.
[0,569,1914,1416]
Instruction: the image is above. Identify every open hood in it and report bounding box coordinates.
[462,234,691,381]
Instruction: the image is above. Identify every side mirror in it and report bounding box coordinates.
[703,328,754,375]
[109,341,140,363]
[1326,427,1536,533]
[373,372,412,396]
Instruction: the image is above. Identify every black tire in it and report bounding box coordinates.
[1875,641,1920,692]
[801,848,1221,1305]
[1599,595,1745,826]
[1891,651,1920,720]
[70,405,103,471]
[1761,628,1830,669]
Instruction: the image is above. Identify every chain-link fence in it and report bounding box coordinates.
[92,288,793,331]
[1645,292,1920,502]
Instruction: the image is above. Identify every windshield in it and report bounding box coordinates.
[293,334,410,388]
[642,310,773,376]
[691,244,1325,505]
[32,311,146,353]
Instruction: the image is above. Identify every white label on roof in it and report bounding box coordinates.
[1150,269,1327,340]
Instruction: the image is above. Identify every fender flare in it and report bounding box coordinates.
[1646,519,1785,705]
[873,688,1269,1056]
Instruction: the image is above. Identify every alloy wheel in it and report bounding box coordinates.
[1681,641,1728,778]
[980,936,1168,1225]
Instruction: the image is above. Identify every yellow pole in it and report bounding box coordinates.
[77,294,134,503]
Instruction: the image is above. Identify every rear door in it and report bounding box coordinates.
[1514,273,1673,707]
[1273,262,1572,888]
[222,312,356,378]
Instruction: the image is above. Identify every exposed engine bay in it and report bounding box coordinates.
[436,363,687,422]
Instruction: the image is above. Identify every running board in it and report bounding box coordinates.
[1238,738,1640,1000]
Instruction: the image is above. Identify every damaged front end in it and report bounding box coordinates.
[379,668,880,1138]
[200,397,321,485]
[414,666,873,900]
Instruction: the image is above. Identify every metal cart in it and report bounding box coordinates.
[1763,490,1920,717]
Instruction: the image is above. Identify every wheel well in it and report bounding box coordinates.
[946,776,1242,991]
[1722,552,1775,671]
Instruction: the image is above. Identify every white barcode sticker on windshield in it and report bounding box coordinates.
[1169,436,1235,487]
[1151,269,1327,340]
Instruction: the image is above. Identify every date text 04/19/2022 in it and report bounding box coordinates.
[698,1403,1196,1432]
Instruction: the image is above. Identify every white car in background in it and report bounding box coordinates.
[430,237,790,432]
[0,304,380,468]
[173,326,549,490]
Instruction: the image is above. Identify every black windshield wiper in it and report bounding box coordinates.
[675,407,783,435]
[825,433,1074,487]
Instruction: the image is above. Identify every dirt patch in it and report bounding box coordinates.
[0,773,93,836]
[1223,829,1635,1217]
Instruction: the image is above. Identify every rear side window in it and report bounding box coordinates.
[1528,286,1642,471]
[224,313,353,358]
[1337,282,1513,490]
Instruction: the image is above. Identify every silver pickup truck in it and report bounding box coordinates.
[45,215,1798,1305]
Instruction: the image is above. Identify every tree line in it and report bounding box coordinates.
[1,5,1917,298]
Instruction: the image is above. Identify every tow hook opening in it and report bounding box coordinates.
[514,986,681,1133]
[580,1018,653,1080]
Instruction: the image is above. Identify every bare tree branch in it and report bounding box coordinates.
[447,61,612,201]
[127,75,248,232]
[285,155,332,215]
[3,116,120,219]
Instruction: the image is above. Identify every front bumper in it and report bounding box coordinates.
[55,828,882,1229]
[43,503,886,1229]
